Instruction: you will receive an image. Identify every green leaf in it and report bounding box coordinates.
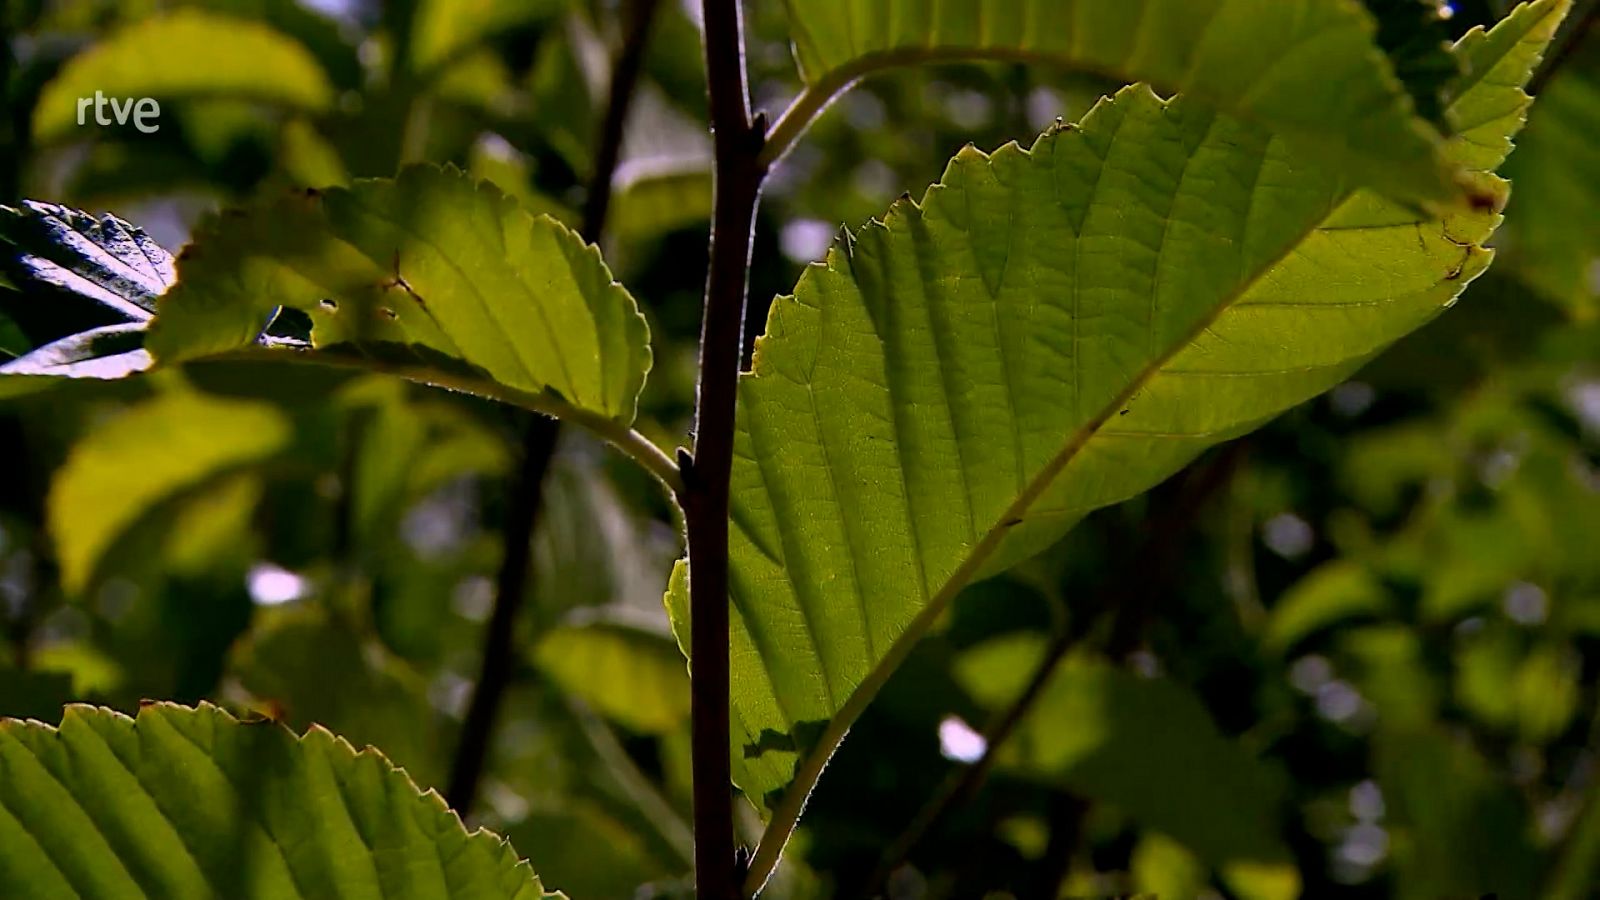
[1502,42,1600,318]
[779,0,1473,208]
[148,165,653,426]
[338,378,511,559]
[48,387,291,593]
[31,10,335,142]
[958,637,1294,870]
[669,1,1567,880]
[1131,833,1208,900]
[187,0,363,91]
[532,610,691,734]
[505,804,673,900]
[409,0,566,76]
[611,164,713,243]
[0,703,555,899]
[1263,560,1390,653]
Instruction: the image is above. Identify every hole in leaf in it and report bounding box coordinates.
[264,306,313,341]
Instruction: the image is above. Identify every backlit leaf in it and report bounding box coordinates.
[0,703,555,899]
[148,165,652,425]
[665,3,1568,882]
[781,0,1473,208]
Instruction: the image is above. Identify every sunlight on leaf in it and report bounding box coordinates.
[0,703,556,899]
[663,3,1571,885]
[148,165,652,425]
[780,0,1471,208]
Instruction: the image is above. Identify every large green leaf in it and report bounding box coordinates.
[779,0,1471,208]
[0,703,554,899]
[148,165,653,426]
[669,0,1567,883]
[32,10,335,141]
[48,386,291,593]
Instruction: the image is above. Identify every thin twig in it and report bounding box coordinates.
[863,615,1097,896]
[584,0,665,244]
[686,1,768,896]
[443,0,667,816]
[444,414,558,811]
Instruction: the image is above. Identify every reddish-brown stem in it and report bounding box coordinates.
[685,0,767,896]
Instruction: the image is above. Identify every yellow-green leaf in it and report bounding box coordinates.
[48,388,290,593]
[32,11,334,141]
[0,703,556,899]
[780,0,1479,208]
[666,3,1568,886]
[148,165,652,426]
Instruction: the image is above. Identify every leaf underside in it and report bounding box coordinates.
[0,703,554,900]
[0,202,175,394]
[0,201,172,366]
[782,0,1465,209]
[668,0,1567,868]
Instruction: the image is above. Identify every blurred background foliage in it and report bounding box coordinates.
[1,0,1597,897]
